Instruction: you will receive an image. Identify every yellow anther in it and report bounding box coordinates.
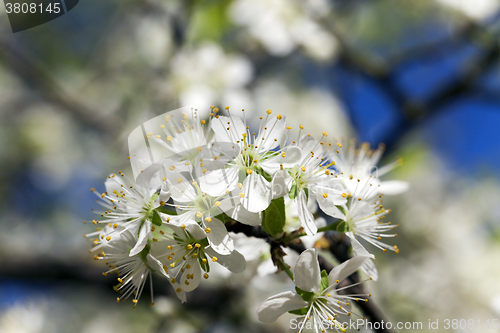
[215,201,221,207]
[176,288,182,293]
[336,143,342,148]
[238,183,243,189]
[167,136,172,141]
[202,258,207,264]
[323,131,327,136]
[201,120,206,125]
[117,278,123,283]
[301,166,306,172]
[212,257,218,262]
[204,273,209,279]
[266,109,272,114]
[171,278,176,283]
[205,228,211,233]
[246,169,253,174]
[276,114,282,120]
[322,193,328,198]
[177,178,182,183]
[106,236,111,241]
[160,201,166,206]
[239,193,245,198]
[181,224,186,229]
[281,152,286,158]
[196,212,202,218]
[169,166,175,170]
[202,168,207,174]
[195,243,201,248]
[299,124,304,129]
[206,217,211,222]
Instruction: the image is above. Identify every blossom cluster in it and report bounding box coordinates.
[85,106,407,330]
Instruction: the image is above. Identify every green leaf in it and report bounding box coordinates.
[261,197,286,236]
[320,270,329,292]
[289,306,310,315]
[295,286,315,303]
[151,209,162,226]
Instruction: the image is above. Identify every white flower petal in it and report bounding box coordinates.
[378,180,409,195]
[294,248,321,293]
[129,221,151,256]
[211,115,246,143]
[104,175,125,195]
[204,217,231,246]
[258,116,287,152]
[297,190,317,236]
[257,291,308,323]
[346,232,377,281]
[205,247,246,273]
[163,168,196,203]
[257,258,277,276]
[198,167,238,197]
[146,254,169,278]
[180,258,201,292]
[171,282,187,303]
[316,192,344,219]
[184,221,207,241]
[270,169,292,199]
[298,135,323,162]
[241,172,272,213]
[220,199,262,226]
[136,163,163,191]
[261,146,302,174]
[328,255,370,286]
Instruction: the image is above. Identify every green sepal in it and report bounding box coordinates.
[198,250,210,272]
[289,182,299,200]
[261,196,286,237]
[156,206,178,215]
[137,244,154,270]
[289,306,310,315]
[151,209,163,226]
[295,286,315,303]
[150,193,159,202]
[213,212,230,224]
[320,270,329,292]
[336,220,351,233]
[262,170,272,182]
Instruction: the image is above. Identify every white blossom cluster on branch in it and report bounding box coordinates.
[85,106,407,331]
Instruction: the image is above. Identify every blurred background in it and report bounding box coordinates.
[1,0,500,332]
